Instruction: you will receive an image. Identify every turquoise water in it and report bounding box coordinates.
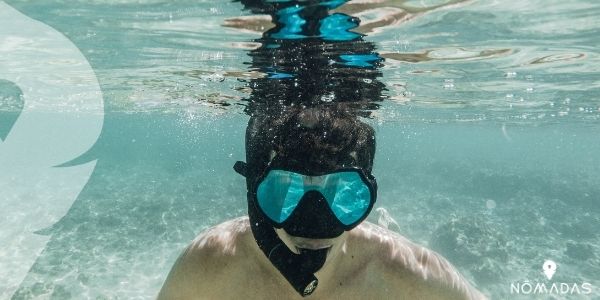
[1,0,599,299]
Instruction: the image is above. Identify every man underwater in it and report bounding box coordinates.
[158,107,487,299]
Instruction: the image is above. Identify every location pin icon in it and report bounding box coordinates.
[543,260,557,280]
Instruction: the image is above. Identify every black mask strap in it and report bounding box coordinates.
[233,161,248,177]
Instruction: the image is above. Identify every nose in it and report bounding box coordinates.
[282,190,344,239]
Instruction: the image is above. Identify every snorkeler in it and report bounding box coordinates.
[159,0,486,298]
[158,107,487,299]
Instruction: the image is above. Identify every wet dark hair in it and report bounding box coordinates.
[245,105,376,179]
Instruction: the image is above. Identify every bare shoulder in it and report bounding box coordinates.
[157,217,254,300]
[186,216,253,257]
[350,222,488,300]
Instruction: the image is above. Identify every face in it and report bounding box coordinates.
[275,227,348,257]
[265,149,370,258]
[242,114,377,296]
[257,149,375,239]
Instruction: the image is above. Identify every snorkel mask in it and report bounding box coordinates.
[254,160,377,233]
[234,153,377,296]
[237,83,378,295]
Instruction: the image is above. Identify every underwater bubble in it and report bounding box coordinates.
[486,199,496,210]
[443,79,454,89]
[320,92,335,103]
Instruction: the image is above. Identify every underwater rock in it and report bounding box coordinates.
[470,258,504,285]
[429,216,509,284]
[565,241,595,261]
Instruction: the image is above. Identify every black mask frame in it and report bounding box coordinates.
[247,163,378,231]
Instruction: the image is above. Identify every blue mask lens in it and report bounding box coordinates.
[256,169,374,226]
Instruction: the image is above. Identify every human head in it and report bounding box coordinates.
[233,104,377,295]
[246,105,375,177]
[241,105,376,237]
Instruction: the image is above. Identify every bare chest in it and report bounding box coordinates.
[216,261,391,300]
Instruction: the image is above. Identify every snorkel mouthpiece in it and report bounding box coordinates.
[268,244,328,296]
